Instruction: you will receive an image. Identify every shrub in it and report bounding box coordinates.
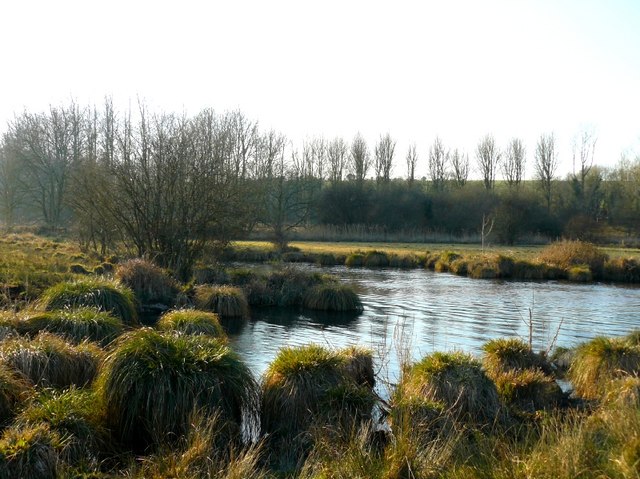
[96,329,257,451]
[115,258,180,307]
[603,257,640,283]
[363,251,390,268]
[397,352,501,425]
[39,279,137,326]
[538,240,608,279]
[0,333,102,389]
[0,424,60,479]
[195,285,249,318]
[481,338,553,375]
[0,363,31,427]
[302,284,363,312]
[261,344,375,470]
[156,309,226,338]
[17,307,123,346]
[345,253,364,267]
[569,336,640,399]
[15,388,108,467]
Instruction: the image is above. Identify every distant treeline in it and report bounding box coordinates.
[1,100,639,275]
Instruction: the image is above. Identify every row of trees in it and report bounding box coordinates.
[0,101,638,276]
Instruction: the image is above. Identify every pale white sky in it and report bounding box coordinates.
[1,0,638,180]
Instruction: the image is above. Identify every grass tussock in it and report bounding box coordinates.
[157,309,226,338]
[261,344,375,471]
[115,258,180,307]
[302,284,363,312]
[0,362,32,426]
[15,388,109,468]
[0,333,102,389]
[39,278,138,326]
[345,253,365,267]
[538,240,609,279]
[397,351,501,426]
[239,267,330,307]
[96,328,258,452]
[363,251,390,268]
[492,368,563,412]
[195,285,249,318]
[482,338,552,375]
[0,423,60,479]
[569,336,640,399]
[17,307,123,346]
[603,256,640,282]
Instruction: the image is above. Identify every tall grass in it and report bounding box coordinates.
[157,309,226,338]
[195,285,250,318]
[115,258,180,307]
[17,307,124,346]
[0,362,31,427]
[39,278,138,326]
[0,333,102,389]
[302,284,363,312]
[96,329,258,452]
[0,423,60,479]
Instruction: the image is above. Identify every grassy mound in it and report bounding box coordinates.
[96,329,257,451]
[238,268,329,308]
[195,285,249,318]
[0,312,18,340]
[261,345,375,470]
[0,333,102,389]
[17,307,123,346]
[156,309,226,338]
[538,240,608,279]
[603,257,640,282]
[0,363,31,426]
[302,284,363,312]
[345,253,365,267]
[363,251,390,268]
[0,423,60,479]
[492,368,562,412]
[398,351,501,425]
[39,278,137,326]
[115,258,180,307]
[482,338,552,375]
[15,388,108,467]
[569,336,640,399]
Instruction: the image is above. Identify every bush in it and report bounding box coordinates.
[0,424,60,479]
[0,333,102,389]
[39,279,137,326]
[115,258,180,307]
[0,363,31,427]
[96,329,257,451]
[17,307,123,346]
[569,336,640,399]
[156,309,226,338]
[302,284,363,312]
[603,257,640,283]
[15,388,107,467]
[261,345,375,470]
[538,240,608,279]
[397,351,501,425]
[195,285,249,318]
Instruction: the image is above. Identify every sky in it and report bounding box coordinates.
[1,0,639,180]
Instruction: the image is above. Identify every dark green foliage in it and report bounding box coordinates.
[303,284,363,312]
[115,259,180,307]
[195,285,249,318]
[0,424,60,479]
[0,333,102,389]
[17,308,123,346]
[156,309,226,338]
[96,329,257,452]
[40,279,137,326]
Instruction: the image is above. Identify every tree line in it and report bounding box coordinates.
[1,100,639,276]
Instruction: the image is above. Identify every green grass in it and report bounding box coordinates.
[115,258,180,307]
[195,285,249,318]
[96,328,258,452]
[39,278,138,326]
[17,307,124,346]
[302,284,363,312]
[0,362,31,427]
[0,423,60,479]
[156,309,226,338]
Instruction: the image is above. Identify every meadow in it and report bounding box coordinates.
[0,233,639,477]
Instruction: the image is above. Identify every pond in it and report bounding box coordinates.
[226,265,640,389]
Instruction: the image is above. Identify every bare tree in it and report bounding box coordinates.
[450,148,469,187]
[327,137,348,184]
[476,134,501,190]
[571,129,597,209]
[0,135,25,228]
[534,132,558,211]
[406,143,418,186]
[428,137,448,191]
[350,133,370,184]
[374,133,396,184]
[502,138,526,188]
